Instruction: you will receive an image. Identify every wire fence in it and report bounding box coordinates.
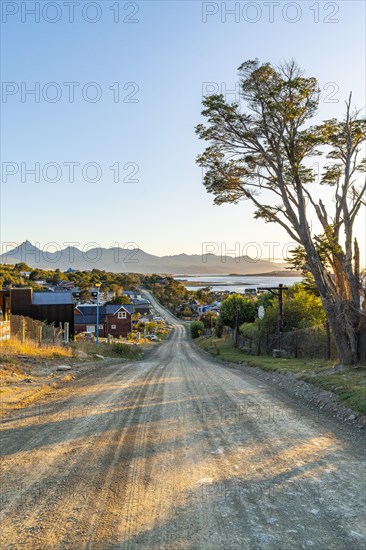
[228,326,338,360]
[8,315,64,344]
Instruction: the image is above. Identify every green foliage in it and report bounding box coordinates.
[145,277,190,317]
[257,291,276,309]
[29,269,44,281]
[0,263,147,294]
[181,306,193,317]
[194,287,215,303]
[260,284,326,334]
[240,320,261,339]
[200,310,217,329]
[190,321,204,339]
[145,321,157,333]
[218,294,256,329]
[105,295,132,305]
[111,343,141,359]
[14,262,31,271]
[196,59,322,218]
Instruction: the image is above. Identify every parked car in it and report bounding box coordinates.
[75,331,95,342]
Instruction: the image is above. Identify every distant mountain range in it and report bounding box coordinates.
[0,241,291,275]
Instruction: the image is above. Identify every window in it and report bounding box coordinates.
[99,325,103,329]
[111,324,116,329]
[86,326,95,333]
[118,311,127,319]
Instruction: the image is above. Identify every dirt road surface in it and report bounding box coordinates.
[1,291,365,549]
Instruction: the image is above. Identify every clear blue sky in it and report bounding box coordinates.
[1,1,365,263]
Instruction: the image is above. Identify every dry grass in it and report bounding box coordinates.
[0,338,73,358]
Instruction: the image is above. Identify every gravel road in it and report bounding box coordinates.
[1,291,365,549]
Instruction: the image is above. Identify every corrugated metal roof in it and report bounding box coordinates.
[75,314,106,325]
[76,305,99,315]
[105,304,133,315]
[33,291,73,305]
[105,304,121,315]
[76,304,133,317]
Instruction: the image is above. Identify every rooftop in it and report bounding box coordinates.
[32,291,74,305]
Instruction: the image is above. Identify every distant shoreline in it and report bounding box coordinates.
[175,271,301,279]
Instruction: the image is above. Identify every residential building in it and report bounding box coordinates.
[0,288,74,335]
[74,303,133,338]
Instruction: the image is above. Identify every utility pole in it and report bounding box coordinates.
[235,306,240,348]
[277,284,284,350]
[95,283,101,346]
[261,284,288,353]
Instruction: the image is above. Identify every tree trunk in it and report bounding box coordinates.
[306,251,364,365]
[321,299,361,364]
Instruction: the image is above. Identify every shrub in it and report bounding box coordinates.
[190,321,204,339]
[112,343,141,359]
[240,320,261,340]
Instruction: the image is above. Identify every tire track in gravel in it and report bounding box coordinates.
[83,359,167,549]
[0,359,162,549]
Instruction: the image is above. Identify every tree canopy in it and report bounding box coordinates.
[218,294,257,329]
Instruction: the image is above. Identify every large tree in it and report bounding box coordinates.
[196,60,366,364]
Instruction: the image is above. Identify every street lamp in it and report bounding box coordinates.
[95,283,101,346]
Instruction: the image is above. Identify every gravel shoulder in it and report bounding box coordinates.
[194,341,366,432]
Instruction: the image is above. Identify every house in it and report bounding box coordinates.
[56,280,75,290]
[197,304,219,315]
[105,304,133,338]
[74,304,133,338]
[133,300,152,317]
[122,290,143,301]
[244,288,258,296]
[188,300,200,312]
[0,288,75,335]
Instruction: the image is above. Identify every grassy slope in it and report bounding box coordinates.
[197,337,366,415]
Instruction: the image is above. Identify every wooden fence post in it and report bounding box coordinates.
[37,325,42,346]
[257,335,261,356]
[21,318,26,343]
[64,323,69,344]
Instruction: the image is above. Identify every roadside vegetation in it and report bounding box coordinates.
[0,338,73,358]
[197,336,366,414]
[112,342,141,359]
[190,321,204,339]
